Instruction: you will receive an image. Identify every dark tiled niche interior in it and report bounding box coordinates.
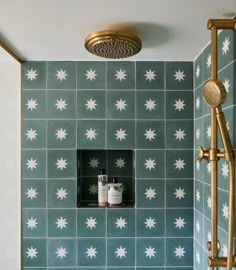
[77,149,135,207]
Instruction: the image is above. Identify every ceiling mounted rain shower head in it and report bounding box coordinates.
[84,30,142,59]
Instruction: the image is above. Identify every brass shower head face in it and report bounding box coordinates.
[84,30,142,59]
[202,79,226,107]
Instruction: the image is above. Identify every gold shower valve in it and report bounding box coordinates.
[197,146,210,162]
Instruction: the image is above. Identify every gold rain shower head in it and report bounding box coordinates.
[84,30,142,59]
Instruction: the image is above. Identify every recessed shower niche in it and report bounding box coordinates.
[77,149,135,207]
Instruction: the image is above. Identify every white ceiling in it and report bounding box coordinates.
[0,0,235,61]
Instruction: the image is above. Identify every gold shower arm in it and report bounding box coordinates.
[207,19,236,30]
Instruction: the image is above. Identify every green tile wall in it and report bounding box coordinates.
[194,30,236,269]
[22,60,193,269]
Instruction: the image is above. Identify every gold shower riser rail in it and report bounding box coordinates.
[209,257,236,268]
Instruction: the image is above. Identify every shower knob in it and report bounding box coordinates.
[198,146,210,162]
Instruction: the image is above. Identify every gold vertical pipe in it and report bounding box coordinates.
[210,27,217,80]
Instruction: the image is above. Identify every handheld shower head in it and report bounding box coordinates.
[202,79,226,108]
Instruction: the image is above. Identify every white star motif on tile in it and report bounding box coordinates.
[26,246,38,259]
[174,158,186,170]
[26,128,38,140]
[26,98,38,111]
[207,125,211,139]
[196,128,200,140]
[115,158,126,168]
[145,217,156,229]
[56,217,68,229]
[145,187,157,200]
[223,78,230,93]
[222,203,229,219]
[86,246,97,258]
[115,246,127,258]
[196,66,200,78]
[144,129,156,141]
[115,69,127,81]
[196,190,200,201]
[174,187,186,200]
[56,188,68,200]
[144,69,157,81]
[207,162,211,174]
[174,217,186,229]
[26,187,38,200]
[207,54,211,68]
[26,217,38,229]
[174,246,186,258]
[56,69,68,81]
[55,98,67,111]
[195,97,200,109]
[222,37,230,55]
[89,157,99,168]
[207,231,211,241]
[26,158,38,170]
[115,217,127,229]
[89,184,98,195]
[85,69,97,81]
[174,129,186,141]
[85,98,97,111]
[86,217,97,229]
[226,121,230,131]
[207,196,211,208]
[174,99,186,111]
[85,128,97,141]
[55,128,67,141]
[115,99,127,111]
[221,162,229,178]
[174,69,186,82]
[115,128,127,141]
[56,158,68,170]
[196,220,200,232]
[144,99,156,111]
[144,158,156,170]
[196,161,200,171]
[145,246,156,258]
[222,244,227,257]
[196,251,200,264]
[26,69,38,81]
[56,246,68,259]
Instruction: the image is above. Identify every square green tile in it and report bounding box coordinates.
[136,179,164,208]
[47,150,76,178]
[136,61,164,89]
[77,238,105,266]
[135,120,164,149]
[47,120,76,148]
[194,210,204,245]
[136,91,164,119]
[107,91,135,119]
[166,150,193,178]
[48,209,76,237]
[107,208,135,237]
[22,150,46,178]
[136,209,164,237]
[22,179,46,208]
[194,53,203,88]
[22,91,46,119]
[194,180,203,212]
[79,177,98,203]
[203,115,210,146]
[166,180,193,208]
[47,61,76,89]
[166,120,193,149]
[203,43,211,82]
[77,208,105,237]
[107,150,133,176]
[107,120,135,149]
[23,209,46,237]
[166,91,193,119]
[194,86,203,119]
[107,238,135,266]
[77,90,105,119]
[47,90,76,119]
[23,238,46,267]
[22,61,46,89]
[166,209,193,237]
[194,241,204,270]
[135,150,164,178]
[47,238,76,267]
[22,120,46,149]
[166,238,193,266]
[194,118,203,148]
[47,179,77,208]
[194,151,203,181]
[203,183,211,219]
[166,62,193,90]
[136,238,164,266]
[107,62,135,89]
[77,120,105,149]
[77,61,105,89]
[203,216,211,250]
